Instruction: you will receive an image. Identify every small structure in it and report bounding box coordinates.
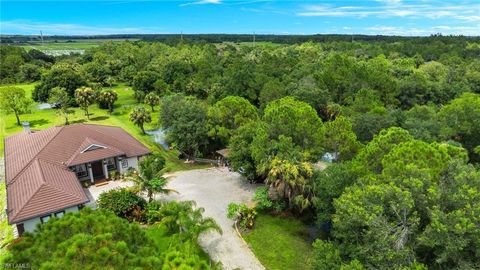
[215,148,230,167]
[4,123,151,235]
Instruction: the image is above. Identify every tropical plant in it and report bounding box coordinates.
[129,106,151,134]
[144,92,160,112]
[96,188,146,221]
[157,201,222,243]
[128,154,176,202]
[227,202,257,230]
[74,86,95,119]
[97,89,118,114]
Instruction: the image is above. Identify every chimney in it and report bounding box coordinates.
[22,122,31,133]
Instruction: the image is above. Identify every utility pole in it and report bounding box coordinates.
[40,30,44,45]
[180,31,183,42]
[253,31,256,46]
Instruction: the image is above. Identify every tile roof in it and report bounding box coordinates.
[4,124,151,224]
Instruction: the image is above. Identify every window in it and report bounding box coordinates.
[73,164,88,178]
[106,158,116,171]
[40,215,51,224]
[54,211,65,218]
[121,159,128,168]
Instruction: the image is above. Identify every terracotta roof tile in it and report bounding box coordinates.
[4,124,151,224]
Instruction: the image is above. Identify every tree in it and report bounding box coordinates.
[144,92,160,112]
[324,116,362,161]
[74,87,95,120]
[97,188,147,221]
[96,89,118,114]
[160,95,208,158]
[313,162,358,223]
[3,208,163,269]
[266,157,314,210]
[133,71,159,93]
[0,86,32,125]
[228,122,260,181]
[402,105,441,142]
[353,127,414,174]
[262,97,325,159]
[156,200,222,243]
[48,87,72,125]
[129,107,151,134]
[207,96,258,146]
[438,92,480,161]
[33,63,86,102]
[333,184,418,268]
[129,154,176,202]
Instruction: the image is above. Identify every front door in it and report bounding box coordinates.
[91,161,104,179]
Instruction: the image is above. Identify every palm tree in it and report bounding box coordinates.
[74,87,95,120]
[128,154,175,202]
[97,89,118,114]
[266,157,313,210]
[157,200,222,243]
[144,92,160,112]
[129,106,151,134]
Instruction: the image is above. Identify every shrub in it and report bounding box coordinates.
[253,187,272,210]
[227,202,257,230]
[97,188,146,221]
[144,201,163,224]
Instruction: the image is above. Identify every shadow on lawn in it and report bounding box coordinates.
[29,119,50,127]
[90,116,110,121]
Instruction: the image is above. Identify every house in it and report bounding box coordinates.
[4,123,151,235]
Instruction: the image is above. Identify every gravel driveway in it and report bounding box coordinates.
[161,167,265,270]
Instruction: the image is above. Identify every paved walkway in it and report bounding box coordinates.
[161,167,265,270]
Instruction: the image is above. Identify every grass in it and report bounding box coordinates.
[0,183,13,257]
[243,213,313,270]
[0,82,209,172]
[0,82,211,255]
[18,39,133,51]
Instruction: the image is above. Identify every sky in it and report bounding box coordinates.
[0,0,479,36]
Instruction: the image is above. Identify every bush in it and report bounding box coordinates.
[253,186,286,212]
[227,202,257,230]
[145,201,163,224]
[97,188,147,221]
[253,187,272,210]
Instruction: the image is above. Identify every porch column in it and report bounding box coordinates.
[117,157,123,174]
[87,163,94,183]
[103,159,109,179]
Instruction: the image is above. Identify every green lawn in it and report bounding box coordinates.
[0,83,209,172]
[18,39,134,51]
[243,214,313,270]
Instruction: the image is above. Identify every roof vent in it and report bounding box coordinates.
[81,144,107,153]
[22,122,30,133]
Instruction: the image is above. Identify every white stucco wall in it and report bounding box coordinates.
[118,156,139,173]
[21,205,80,233]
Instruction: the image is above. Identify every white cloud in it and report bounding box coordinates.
[296,1,480,23]
[180,0,222,7]
[0,20,166,35]
[366,25,480,36]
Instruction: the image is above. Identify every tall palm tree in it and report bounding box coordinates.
[128,154,176,202]
[129,106,151,134]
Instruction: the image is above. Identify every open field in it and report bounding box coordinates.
[0,83,209,172]
[243,214,313,270]
[15,39,135,51]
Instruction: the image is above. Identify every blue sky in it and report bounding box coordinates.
[1,0,479,36]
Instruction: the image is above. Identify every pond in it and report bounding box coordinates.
[145,128,169,150]
[37,103,53,110]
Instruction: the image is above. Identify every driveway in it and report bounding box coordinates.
[161,167,265,270]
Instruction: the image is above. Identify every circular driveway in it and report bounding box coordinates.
[162,167,265,270]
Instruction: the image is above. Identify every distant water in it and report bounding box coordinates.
[145,128,169,150]
[37,103,53,110]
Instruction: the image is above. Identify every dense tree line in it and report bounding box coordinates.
[1,37,480,268]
